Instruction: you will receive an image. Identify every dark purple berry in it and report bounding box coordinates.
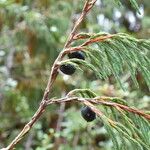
[68,51,85,60]
[81,106,96,122]
[60,64,76,75]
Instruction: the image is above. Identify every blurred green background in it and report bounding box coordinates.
[0,0,149,149]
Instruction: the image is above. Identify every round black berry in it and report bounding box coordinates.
[60,64,76,75]
[68,51,85,60]
[81,106,96,122]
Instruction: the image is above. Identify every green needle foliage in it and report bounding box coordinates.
[114,0,140,13]
[67,88,97,98]
[67,89,150,150]
[62,33,150,89]
[54,0,150,148]
[1,0,150,149]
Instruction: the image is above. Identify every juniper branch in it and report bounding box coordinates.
[1,1,97,150]
[2,0,149,149]
[47,96,150,121]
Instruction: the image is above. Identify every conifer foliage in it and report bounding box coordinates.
[1,0,150,150]
[57,0,150,149]
[61,32,150,89]
[65,89,150,150]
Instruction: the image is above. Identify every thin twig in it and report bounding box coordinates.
[43,0,97,99]
[54,102,66,149]
[63,34,114,54]
[47,96,150,121]
[72,131,80,147]
[64,0,97,48]
[2,1,97,150]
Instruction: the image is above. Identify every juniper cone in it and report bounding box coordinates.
[81,106,96,122]
[60,64,76,75]
[68,51,85,60]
